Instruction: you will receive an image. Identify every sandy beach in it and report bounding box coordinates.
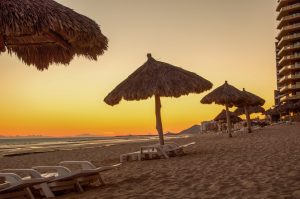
[1,123,300,199]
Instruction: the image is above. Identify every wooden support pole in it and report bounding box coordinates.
[225,104,233,138]
[155,95,164,145]
[244,105,252,133]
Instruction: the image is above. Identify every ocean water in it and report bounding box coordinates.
[0,135,184,157]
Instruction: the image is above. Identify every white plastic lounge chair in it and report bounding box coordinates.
[59,161,121,186]
[0,182,33,199]
[0,181,32,199]
[0,169,56,198]
[120,151,141,162]
[164,142,196,154]
[140,142,196,160]
[0,172,54,199]
[32,166,88,193]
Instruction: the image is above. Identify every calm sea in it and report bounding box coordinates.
[0,135,184,157]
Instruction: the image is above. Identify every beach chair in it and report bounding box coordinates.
[0,172,53,199]
[0,169,56,198]
[59,161,121,186]
[162,142,196,156]
[140,142,196,160]
[120,151,141,162]
[140,145,168,160]
[32,166,87,193]
[0,182,33,199]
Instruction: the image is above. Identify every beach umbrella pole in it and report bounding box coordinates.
[225,104,232,138]
[244,105,252,133]
[155,95,165,145]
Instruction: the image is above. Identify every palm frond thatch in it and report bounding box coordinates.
[200,81,245,137]
[104,53,213,145]
[0,0,108,70]
[104,54,213,106]
[200,81,245,107]
[239,88,265,107]
[214,109,242,123]
[265,107,280,116]
[234,106,265,116]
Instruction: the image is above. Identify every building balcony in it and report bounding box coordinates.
[278,42,300,56]
[277,33,300,48]
[277,3,300,20]
[279,84,300,92]
[278,13,300,29]
[278,54,300,66]
[277,23,300,39]
[276,0,294,12]
[278,74,300,84]
[280,94,300,102]
[278,64,300,75]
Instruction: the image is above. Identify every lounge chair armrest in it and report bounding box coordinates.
[59,161,96,170]
[32,166,71,176]
[0,173,22,183]
[180,142,196,148]
[103,163,122,170]
[0,169,42,179]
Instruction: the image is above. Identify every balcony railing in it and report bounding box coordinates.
[279,84,300,92]
[280,94,300,102]
[278,64,300,74]
[277,3,300,20]
[278,54,300,66]
[277,23,300,38]
[276,0,293,12]
[278,33,300,48]
[278,13,300,29]
[278,43,300,56]
[279,74,300,83]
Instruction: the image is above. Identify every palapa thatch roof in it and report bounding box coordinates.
[0,0,108,70]
[104,54,213,106]
[238,88,265,107]
[200,81,245,107]
[265,107,280,116]
[214,109,242,123]
[234,106,265,116]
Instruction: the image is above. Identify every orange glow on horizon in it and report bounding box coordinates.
[0,0,277,137]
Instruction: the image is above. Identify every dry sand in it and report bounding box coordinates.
[1,123,300,199]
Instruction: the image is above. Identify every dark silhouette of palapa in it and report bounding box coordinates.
[0,0,108,70]
[104,53,213,145]
[201,81,245,137]
[234,105,265,116]
[214,109,242,123]
[236,89,265,133]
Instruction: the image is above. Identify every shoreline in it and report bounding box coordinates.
[0,135,190,158]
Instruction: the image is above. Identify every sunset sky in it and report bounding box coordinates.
[0,0,278,136]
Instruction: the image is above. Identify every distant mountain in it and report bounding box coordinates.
[179,125,201,135]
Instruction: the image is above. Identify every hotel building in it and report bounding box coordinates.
[275,0,300,105]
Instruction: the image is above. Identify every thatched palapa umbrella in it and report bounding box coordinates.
[214,109,242,123]
[0,0,108,70]
[201,81,245,137]
[104,54,213,145]
[237,89,265,133]
[234,105,265,116]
